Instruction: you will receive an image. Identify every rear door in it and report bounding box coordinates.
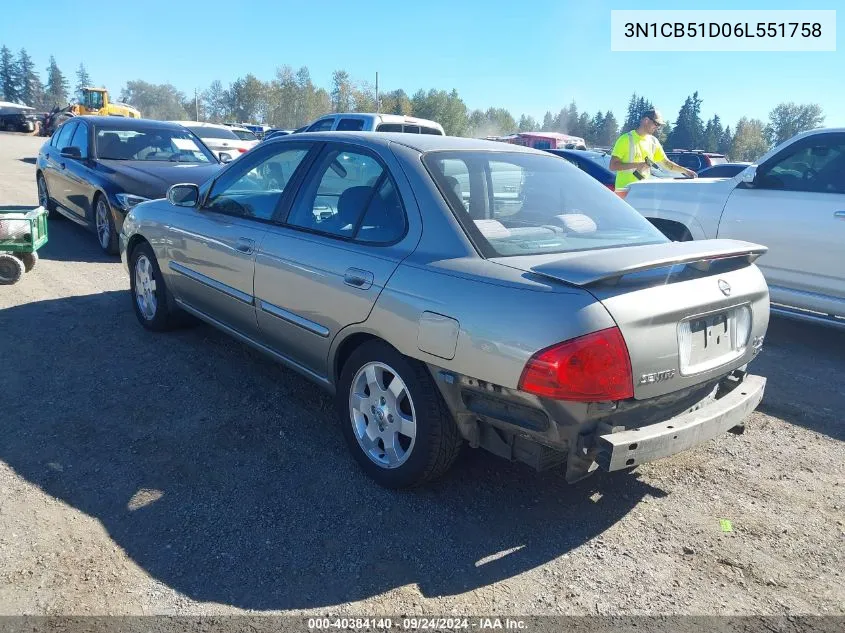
[253,142,419,379]
[717,133,845,315]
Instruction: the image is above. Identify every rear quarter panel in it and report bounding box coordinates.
[333,261,615,390]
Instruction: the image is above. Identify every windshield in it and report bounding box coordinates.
[231,129,257,141]
[95,128,216,163]
[423,150,667,257]
[187,126,240,140]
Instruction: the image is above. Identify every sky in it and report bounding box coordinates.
[0,0,841,129]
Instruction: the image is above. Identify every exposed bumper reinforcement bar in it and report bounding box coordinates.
[596,374,766,472]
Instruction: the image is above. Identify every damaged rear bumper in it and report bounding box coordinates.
[595,373,766,471]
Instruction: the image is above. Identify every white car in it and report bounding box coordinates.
[301,113,444,135]
[171,121,259,161]
[624,128,845,327]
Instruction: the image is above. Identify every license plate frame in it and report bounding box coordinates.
[678,306,744,375]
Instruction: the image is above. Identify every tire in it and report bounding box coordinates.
[18,251,38,273]
[0,253,24,285]
[95,195,119,255]
[650,219,692,242]
[129,241,186,331]
[37,173,59,218]
[336,340,462,488]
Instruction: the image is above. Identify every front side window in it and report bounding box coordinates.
[286,148,405,242]
[54,122,77,150]
[424,151,666,257]
[758,139,845,194]
[205,145,311,220]
[69,122,89,157]
[95,128,216,163]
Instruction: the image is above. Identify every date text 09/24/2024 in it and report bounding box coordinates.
[624,22,822,39]
[307,617,527,630]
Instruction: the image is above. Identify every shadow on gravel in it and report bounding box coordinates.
[39,216,117,264]
[1,291,665,610]
[19,157,37,165]
[752,315,845,441]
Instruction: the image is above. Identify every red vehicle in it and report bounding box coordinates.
[486,132,587,151]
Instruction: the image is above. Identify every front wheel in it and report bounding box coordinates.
[129,242,187,331]
[336,341,462,488]
[0,253,24,285]
[37,174,59,217]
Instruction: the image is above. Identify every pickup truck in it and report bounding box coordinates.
[624,128,845,327]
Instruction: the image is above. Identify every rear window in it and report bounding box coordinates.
[423,151,666,257]
[336,118,365,131]
[187,126,240,140]
[375,123,444,135]
[231,129,257,141]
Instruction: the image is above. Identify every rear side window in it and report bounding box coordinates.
[420,126,443,135]
[286,147,405,243]
[376,123,403,132]
[336,118,365,131]
[706,155,727,166]
[670,153,701,171]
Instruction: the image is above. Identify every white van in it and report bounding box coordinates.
[301,113,445,135]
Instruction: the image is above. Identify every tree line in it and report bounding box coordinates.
[0,44,826,163]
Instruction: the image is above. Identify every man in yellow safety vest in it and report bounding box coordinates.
[609,109,697,191]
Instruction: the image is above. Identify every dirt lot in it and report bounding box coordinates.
[0,132,843,617]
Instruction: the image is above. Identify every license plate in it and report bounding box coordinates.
[679,310,737,374]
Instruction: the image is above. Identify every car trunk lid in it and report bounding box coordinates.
[491,240,770,399]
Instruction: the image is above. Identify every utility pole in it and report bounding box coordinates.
[375,72,379,113]
[195,88,199,121]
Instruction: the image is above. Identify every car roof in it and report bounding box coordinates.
[273,131,543,154]
[72,115,186,131]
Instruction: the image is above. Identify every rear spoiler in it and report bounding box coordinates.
[528,239,768,287]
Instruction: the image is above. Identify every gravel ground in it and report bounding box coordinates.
[0,132,843,617]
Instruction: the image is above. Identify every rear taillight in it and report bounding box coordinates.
[518,327,633,401]
[237,148,248,153]
[615,189,628,200]
[605,183,615,192]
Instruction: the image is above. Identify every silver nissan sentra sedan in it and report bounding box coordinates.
[119,132,770,488]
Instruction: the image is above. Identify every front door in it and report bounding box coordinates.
[43,120,78,213]
[718,133,845,314]
[166,143,313,338]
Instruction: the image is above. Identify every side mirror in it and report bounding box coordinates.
[167,183,200,208]
[61,146,82,159]
[219,152,233,164]
[739,165,757,184]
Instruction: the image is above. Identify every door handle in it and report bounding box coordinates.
[235,237,255,254]
[59,163,66,170]
[835,211,845,220]
[344,268,373,289]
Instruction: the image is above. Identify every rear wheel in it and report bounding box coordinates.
[95,195,119,255]
[336,341,462,488]
[0,254,24,285]
[650,219,692,242]
[37,174,59,218]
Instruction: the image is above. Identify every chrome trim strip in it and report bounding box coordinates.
[258,299,330,338]
[175,299,333,390]
[168,261,253,305]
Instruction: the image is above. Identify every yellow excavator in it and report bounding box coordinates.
[43,87,141,136]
